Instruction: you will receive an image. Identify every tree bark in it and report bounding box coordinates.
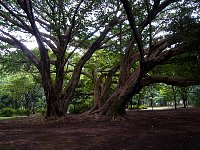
[183,98,187,108]
[91,74,105,111]
[45,90,66,117]
[89,65,120,113]
[90,68,141,117]
[92,90,127,117]
[172,86,177,109]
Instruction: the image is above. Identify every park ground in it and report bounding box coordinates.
[0,108,200,150]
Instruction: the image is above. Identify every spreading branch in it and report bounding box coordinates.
[0,34,40,69]
[63,16,127,102]
[120,0,145,72]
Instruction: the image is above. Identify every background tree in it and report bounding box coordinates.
[178,87,192,108]
[190,85,200,106]
[0,73,44,112]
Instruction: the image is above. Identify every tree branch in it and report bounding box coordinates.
[0,1,33,33]
[0,11,32,32]
[144,0,153,58]
[120,0,145,72]
[63,16,126,103]
[141,0,178,28]
[0,34,40,69]
[17,0,50,76]
[63,0,84,49]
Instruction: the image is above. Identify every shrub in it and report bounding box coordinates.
[37,109,46,116]
[0,107,14,117]
[128,105,147,110]
[68,102,92,114]
[15,109,31,116]
[194,101,200,107]
[25,109,31,116]
[139,105,147,109]
[15,109,25,116]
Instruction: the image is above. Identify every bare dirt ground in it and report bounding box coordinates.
[0,108,200,150]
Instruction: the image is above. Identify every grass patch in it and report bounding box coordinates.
[0,116,15,120]
[0,116,28,121]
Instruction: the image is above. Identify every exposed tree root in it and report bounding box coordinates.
[80,113,110,121]
[110,113,128,121]
[82,110,128,121]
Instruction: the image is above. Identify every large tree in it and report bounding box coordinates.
[88,0,200,117]
[0,0,199,118]
[0,0,126,117]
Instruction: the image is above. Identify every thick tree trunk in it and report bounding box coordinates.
[94,92,127,117]
[41,70,66,117]
[88,66,139,116]
[89,68,163,118]
[46,93,66,117]
[89,66,120,113]
[90,74,105,111]
[106,98,127,117]
[90,81,111,112]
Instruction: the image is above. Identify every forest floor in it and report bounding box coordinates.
[0,108,200,150]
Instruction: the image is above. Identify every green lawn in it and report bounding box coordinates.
[0,116,28,120]
[0,116,15,120]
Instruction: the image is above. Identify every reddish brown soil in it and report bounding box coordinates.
[0,108,200,150]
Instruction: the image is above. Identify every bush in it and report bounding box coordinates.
[15,109,31,116]
[0,107,14,117]
[26,109,31,116]
[128,105,147,110]
[139,105,147,109]
[37,109,46,116]
[68,102,92,114]
[15,109,26,116]
[193,100,200,107]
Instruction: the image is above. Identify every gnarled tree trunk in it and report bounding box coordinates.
[46,94,66,117]
[89,65,120,113]
[89,68,143,117]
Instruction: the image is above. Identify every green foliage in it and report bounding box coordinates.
[68,99,92,114]
[68,103,91,114]
[190,86,200,106]
[192,99,200,107]
[0,50,32,75]
[36,109,46,116]
[0,107,14,117]
[0,73,45,111]
[15,109,30,116]
[128,105,147,110]
[0,74,34,99]
[35,98,46,111]
[85,49,120,72]
[0,95,13,109]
